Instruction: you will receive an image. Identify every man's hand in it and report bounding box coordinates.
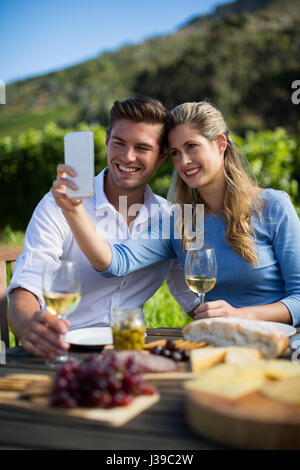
[51,164,83,212]
[21,310,70,359]
[194,300,240,320]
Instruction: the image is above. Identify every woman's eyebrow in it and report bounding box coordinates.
[169,140,196,150]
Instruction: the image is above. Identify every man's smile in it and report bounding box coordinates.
[116,163,141,174]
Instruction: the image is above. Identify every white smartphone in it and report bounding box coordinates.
[64,131,95,199]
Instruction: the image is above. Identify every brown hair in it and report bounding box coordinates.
[168,101,264,265]
[107,95,169,151]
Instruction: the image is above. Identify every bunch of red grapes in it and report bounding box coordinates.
[51,352,156,409]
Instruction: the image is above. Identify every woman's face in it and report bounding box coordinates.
[168,124,227,191]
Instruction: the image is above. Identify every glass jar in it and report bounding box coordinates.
[111,306,146,351]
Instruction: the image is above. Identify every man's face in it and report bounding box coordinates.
[105,119,166,191]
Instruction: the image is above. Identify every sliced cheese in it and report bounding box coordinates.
[260,376,300,406]
[224,347,261,365]
[262,359,300,380]
[190,347,226,373]
[184,363,267,399]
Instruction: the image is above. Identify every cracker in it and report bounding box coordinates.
[143,340,166,350]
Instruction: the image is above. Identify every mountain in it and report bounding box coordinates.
[181,0,272,27]
[1,0,299,137]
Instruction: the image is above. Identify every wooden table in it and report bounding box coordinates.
[0,328,222,450]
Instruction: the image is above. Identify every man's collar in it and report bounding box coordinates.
[94,167,162,214]
[94,168,111,210]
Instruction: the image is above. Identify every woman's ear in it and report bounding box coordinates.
[216,134,228,154]
[216,134,227,155]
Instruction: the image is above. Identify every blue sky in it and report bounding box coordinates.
[1,0,229,84]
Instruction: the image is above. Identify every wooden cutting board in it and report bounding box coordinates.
[145,371,197,381]
[186,389,300,449]
[0,373,159,427]
[0,393,159,427]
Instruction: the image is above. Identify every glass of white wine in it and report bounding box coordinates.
[42,260,81,365]
[184,247,217,306]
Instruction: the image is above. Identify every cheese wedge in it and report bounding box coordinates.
[190,347,226,373]
[185,363,267,399]
[224,347,261,365]
[262,359,300,380]
[260,376,300,406]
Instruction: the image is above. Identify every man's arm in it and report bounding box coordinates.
[6,191,73,358]
[9,288,69,359]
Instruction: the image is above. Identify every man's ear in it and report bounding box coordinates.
[157,147,169,166]
[105,130,110,147]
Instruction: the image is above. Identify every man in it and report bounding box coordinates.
[8,96,198,360]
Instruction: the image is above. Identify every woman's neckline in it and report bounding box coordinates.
[204,188,269,217]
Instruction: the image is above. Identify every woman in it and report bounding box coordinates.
[52,101,300,326]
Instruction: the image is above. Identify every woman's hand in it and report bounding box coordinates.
[51,164,83,212]
[194,300,242,320]
[193,300,292,324]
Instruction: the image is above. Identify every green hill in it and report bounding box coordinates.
[1,0,299,137]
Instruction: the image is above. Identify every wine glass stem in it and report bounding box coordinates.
[54,314,69,363]
[198,293,205,305]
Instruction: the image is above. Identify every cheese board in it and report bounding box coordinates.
[186,388,300,450]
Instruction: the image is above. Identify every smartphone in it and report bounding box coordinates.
[64,131,95,198]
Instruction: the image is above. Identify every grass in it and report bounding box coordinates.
[1,226,191,330]
[144,282,192,327]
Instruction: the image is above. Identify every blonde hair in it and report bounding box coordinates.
[168,101,264,265]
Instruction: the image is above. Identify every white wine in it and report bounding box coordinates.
[43,291,81,317]
[185,275,216,294]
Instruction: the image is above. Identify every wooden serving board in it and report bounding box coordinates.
[143,357,200,382]
[145,371,198,381]
[0,393,160,427]
[186,389,300,449]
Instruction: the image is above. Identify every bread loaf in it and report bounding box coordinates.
[183,318,289,358]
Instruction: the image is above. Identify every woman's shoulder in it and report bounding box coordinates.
[260,188,291,209]
[260,188,291,204]
[259,188,297,221]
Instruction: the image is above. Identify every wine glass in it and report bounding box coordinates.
[42,260,81,365]
[184,247,217,306]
